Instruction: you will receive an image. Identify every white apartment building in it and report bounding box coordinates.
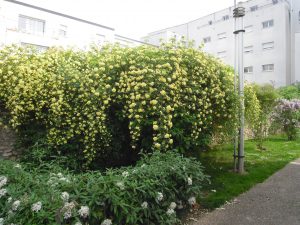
[0,0,146,50]
[142,0,300,87]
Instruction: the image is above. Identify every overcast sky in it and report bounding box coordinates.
[21,0,239,39]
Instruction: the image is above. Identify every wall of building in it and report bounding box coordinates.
[114,34,150,47]
[0,0,146,49]
[143,0,294,87]
[0,0,115,49]
[142,28,187,46]
[291,0,300,83]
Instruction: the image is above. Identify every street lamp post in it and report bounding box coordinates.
[233,1,245,174]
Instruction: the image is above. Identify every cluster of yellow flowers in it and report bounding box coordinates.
[0,43,237,163]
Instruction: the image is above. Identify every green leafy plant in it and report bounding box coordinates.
[0,151,208,225]
[278,82,300,100]
[251,84,278,149]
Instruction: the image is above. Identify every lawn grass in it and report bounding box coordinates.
[198,135,300,209]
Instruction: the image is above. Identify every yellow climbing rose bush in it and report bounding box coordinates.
[0,43,237,164]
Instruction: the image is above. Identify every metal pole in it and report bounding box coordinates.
[233,0,238,172]
[238,11,245,174]
[233,2,245,174]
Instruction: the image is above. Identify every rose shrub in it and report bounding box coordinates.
[0,43,237,167]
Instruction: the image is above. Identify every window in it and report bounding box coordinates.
[18,15,45,35]
[217,32,227,40]
[262,64,274,72]
[244,66,253,73]
[250,5,258,12]
[222,15,229,21]
[203,36,211,43]
[245,25,253,33]
[244,45,253,53]
[272,0,278,4]
[262,20,274,29]
[262,41,274,50]
[217,51,227,59]
[59,25,67,37]
[208,20,212,25]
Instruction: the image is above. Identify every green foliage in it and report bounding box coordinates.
[0,151,208,225]
[244,84,262,130]
[0,43,237,167]
[278,82,300,100]
[249,84,278,149]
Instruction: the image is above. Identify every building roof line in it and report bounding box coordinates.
[115,34,158,47]
[4,0,115,31]
[145,0,290,36]
[146,22,188,36]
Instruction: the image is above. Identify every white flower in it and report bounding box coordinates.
[167,208,175,215]
[0,176,7,188]
[12,200,21,211]
[141,201,148,209]
[141,164,146,168]
[187,177,193,186]
[57,173,63,178]
[169,202,177,210]
[101,219,112,225]
[59,177,70,183]
[188,197,196,206]
[63,210,72,219]
[61,192,69,202]
[0,189,7,198]
[14,164,21,169]
[7,197,12,203]
[31,201,42,212]
[64,201,75,209]
[62,202,75,219]
[156,192,163,202]
[116,181,125,190]
[74,222,82,225]
[78,206,89,218]
[211,189,217,193]
[0,218,4,225]
[122,171,129,177]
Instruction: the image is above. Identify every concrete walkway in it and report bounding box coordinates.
[190,158,300,225]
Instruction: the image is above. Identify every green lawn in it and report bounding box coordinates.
[198,135,300,209]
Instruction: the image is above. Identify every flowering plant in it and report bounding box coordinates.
[0,151,208,225]
[272,99,300,140]
[0,43,237,166]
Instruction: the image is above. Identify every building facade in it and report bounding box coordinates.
[142,0,300,87]
[0,0,145,50]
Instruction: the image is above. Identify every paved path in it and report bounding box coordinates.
[190,158,300,225]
